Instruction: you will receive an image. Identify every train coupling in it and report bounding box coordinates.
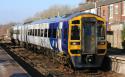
[71,54,103,69]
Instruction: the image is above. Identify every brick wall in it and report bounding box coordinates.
[122,1,125,22]
[113,2,122,24]
[100,5,109,22]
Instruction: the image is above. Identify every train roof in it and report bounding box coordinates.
[31,17,67,24]
[31,12,97,24]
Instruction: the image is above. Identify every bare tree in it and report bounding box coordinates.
[34,5,73,19]
[23,5,76,23]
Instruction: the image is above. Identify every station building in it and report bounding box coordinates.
[77,0,125,49]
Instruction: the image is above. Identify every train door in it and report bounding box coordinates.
[18,25,22,42]
[57,22,63,52]
[25,25,28,43]
[62,21,68,53]
[43,23,48,48]
[16,26,19,42]
[82,18,97,54]
[49,23,58,50]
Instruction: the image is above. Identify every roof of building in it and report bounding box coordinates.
[79,0,124,11]
[98,0,123,6]
[79,3,94,11]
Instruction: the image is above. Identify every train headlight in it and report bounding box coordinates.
[72,42,76,45]
[88,58,92,62]
[86,55,95,64]
[70,42,80,45]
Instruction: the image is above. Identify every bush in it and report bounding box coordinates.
[122,40,125,50]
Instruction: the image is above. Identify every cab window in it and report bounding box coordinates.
[71,26,80,40]
[97,21,105,40]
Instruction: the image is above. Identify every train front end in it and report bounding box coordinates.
[68,14,107,68]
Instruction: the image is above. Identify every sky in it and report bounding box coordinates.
[0,0,85,24]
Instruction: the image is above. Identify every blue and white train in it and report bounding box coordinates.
[11,12,107,68]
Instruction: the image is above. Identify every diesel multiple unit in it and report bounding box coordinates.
[11,12,107,68]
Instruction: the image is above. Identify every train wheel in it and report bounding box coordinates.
[40,47,44,54]
[66,57,75,73]
[17,40,20,46]
[28,44,31,50]
[26,43,29,49]
[19,42,22,47]
[11,38,16,45]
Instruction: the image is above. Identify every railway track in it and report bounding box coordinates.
[84,70,104,77]
[0,42,124,77]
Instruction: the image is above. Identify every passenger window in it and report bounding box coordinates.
[48,29,52,37]
[30,29,32,35]
[41,29,43,37]
[13,30,14,34]
[16,30,18,34]
[29,30,31,35]
[33,29,35,36]
[17,30,21,34]
[28,30,30,35]
[38,29,40,36]
[35,29,37,36]
[36,29,38,36]
[71,26,80,40]
[44,29,48,37]
[14,30,16,34]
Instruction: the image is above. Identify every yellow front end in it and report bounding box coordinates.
[68,14,107,68]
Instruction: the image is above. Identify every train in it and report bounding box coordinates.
[11,12,107,69]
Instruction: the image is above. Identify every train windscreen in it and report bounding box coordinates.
[82,18,96,54]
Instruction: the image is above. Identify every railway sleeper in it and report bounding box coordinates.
[11,42,78,72]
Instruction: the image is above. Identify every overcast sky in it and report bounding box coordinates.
[0,0,85,24]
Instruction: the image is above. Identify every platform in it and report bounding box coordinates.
[109,55,125,75]
[0,46,30,77]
